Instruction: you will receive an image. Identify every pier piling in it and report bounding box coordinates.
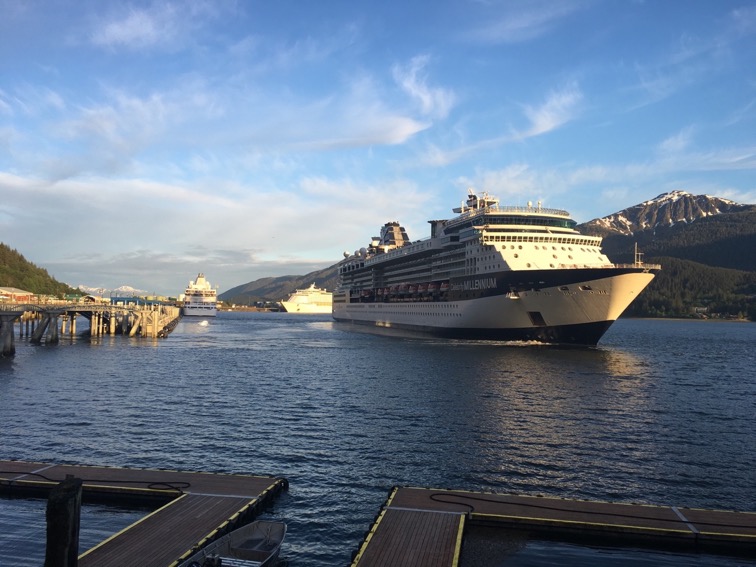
[45,475,82,567]
[1,315,15,356]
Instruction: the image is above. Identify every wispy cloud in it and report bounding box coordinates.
[519,82,582,137]
[628,5,756,109]
[657,127,695,156]
[393,55,456,120]
[89,0,223,51]
[463,0,586,44]
[413,82,583,167]
[91,4,180,49]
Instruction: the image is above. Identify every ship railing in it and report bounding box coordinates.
[365,237,437,265]
[613,262,662,269]
[556,262,662,270]
[454,204,571,223]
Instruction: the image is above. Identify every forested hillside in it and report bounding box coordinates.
[624,257,756,319]
[596,209,756,272]
[0,243,79,297]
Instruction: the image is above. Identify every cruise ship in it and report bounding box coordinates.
[182,273,218,317]
[333,189,660,345]
[281,284,333,314]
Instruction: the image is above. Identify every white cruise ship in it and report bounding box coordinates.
[281,284,332,314]
[333,189,661,345]
[182,273,217,317]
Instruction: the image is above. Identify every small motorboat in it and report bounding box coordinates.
[179,520,286,567]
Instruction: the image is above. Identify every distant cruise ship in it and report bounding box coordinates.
[281,284,332,314]
[182,273,217,317]
[333,189,660,345]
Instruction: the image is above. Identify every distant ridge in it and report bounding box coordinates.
[220,265,338,305]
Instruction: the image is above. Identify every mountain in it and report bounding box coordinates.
[222,191,756,319]
[581,190,749,237]
[0,243,79,297]
[578,191,756,318]
[220,265,339,305]
[77,284,147,296]
[579,191,756,272]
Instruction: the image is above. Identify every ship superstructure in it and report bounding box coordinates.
[182,273,218,317]
[333,189,660,345]
[281,284,333,314]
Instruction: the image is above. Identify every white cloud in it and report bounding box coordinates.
[463,0,586,44]
[657,127,695,156]
[91,4,178,49]
[88,0,223,51]
[392,55,456,120]
[520,82,583,137]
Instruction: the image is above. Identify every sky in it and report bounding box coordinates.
[2,0,755,296]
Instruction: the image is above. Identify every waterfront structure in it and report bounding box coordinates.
[0,303,181,356]
[333,189,660,345]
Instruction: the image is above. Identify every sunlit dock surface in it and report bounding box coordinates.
[350,486,756,566]
[0,460,287,567]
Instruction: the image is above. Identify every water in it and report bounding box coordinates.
[1,314,755,566]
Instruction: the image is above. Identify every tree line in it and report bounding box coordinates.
[0,243,79,297]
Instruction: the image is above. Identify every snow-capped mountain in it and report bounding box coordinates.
[76,284,146,296]
[582,190,747,236]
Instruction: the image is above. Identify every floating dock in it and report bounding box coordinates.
[350,486,756,566]
[0,460,287,567]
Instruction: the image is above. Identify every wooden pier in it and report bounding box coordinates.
[350,486,756,566]
[0,460,288,566]
[0,302,182,356]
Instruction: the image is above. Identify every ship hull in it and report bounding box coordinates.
[182,300,217,317]
[332,267,656,346]
[281,302,332,314]
[182,307,217,317]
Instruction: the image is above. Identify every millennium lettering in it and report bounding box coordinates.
[462,277,497,291]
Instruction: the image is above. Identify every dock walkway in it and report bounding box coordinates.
[0,460,287,567]
[351,486,756,566]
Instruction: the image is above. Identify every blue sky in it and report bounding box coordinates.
[2,0,755,296]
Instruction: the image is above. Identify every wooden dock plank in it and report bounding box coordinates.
[78,493,254,567]
[0,461,287,567]
[353,508,464,567]
[352,487,756,565]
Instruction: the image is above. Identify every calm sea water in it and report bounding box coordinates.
[1,314,755,566]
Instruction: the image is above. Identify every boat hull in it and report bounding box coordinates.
[332,267,656,346]
[280,301,332,314]
[182,304,217,317]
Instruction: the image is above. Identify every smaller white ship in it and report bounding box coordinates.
[281,283,332,314]
[182,273,218,317]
